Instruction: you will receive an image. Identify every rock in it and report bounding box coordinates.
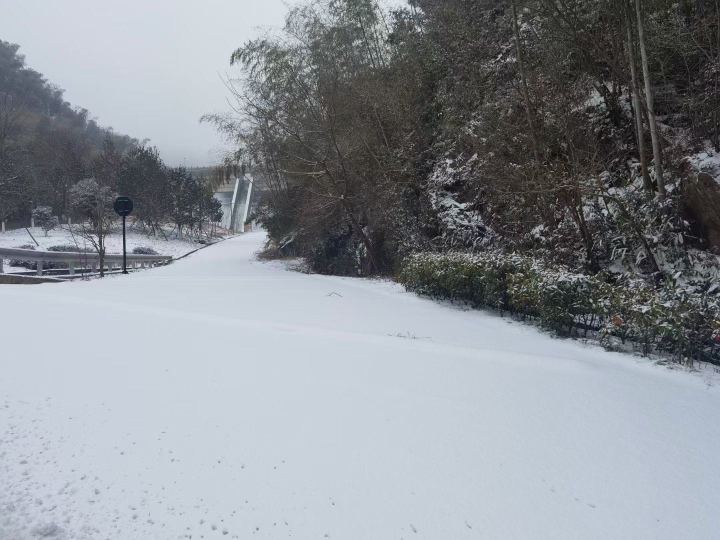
[682,172,720,252]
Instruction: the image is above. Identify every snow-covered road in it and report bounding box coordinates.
[1,232,718,539]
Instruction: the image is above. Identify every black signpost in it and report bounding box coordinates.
[113,196,134,274]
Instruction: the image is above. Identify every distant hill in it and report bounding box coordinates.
[0,40,137,154]
[0,40,138,225]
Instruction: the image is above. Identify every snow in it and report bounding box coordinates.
[427,157,494,248]
[686,146,720,184]
[428,189,492,247]
[1,232,719,539]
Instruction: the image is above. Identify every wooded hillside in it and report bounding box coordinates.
[214,0,720,363]
[0,40,138,226]
[0,41,221,238]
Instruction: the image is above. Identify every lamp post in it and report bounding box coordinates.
[113,196,134,274]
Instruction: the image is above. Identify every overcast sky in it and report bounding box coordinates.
[0,0,292,166]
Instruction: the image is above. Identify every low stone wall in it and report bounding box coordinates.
[0,274,62,285]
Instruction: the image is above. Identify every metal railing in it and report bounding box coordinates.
[0,247,172,276]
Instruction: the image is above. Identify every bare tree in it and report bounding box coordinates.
[512,0,541,163]
[69,178,116,277]
[624,0,652,192]
[0,92,24,231]
[634,0,665,199]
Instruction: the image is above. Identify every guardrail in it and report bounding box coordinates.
[0,247,172,276]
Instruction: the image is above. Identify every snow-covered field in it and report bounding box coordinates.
[0,226,207,272]
[1,232,718,539]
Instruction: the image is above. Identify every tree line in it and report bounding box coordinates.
[0,40,221,239]
[212,0,720,282]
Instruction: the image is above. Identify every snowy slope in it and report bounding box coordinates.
[0,232,718,539]
[0,227,206,264]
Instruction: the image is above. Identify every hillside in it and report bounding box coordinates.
[211,0,720,365]
[0,41,224,242]
[0,40,138,226]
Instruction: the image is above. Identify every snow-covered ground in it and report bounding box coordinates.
[0,226,208,272]
[1,232,718,539]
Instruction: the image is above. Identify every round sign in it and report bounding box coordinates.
[114,196,134,217]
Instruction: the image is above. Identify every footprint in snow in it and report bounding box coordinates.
[31,522,64,538]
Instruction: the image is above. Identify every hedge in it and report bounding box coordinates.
[132,246,159,255]
[398,252,720,365]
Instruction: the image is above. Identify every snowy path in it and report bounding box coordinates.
[1,232,718,539]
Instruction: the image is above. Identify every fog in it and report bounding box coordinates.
[0,0,290,166]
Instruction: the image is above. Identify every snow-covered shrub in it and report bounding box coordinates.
[506,266,609,335]
[132,246,159,255]
[427,187,494,250]
[399,252,720,365]
[602,284,720,363]
[9,244,37,269]
[397,251,524,310]
[41,245,87,269]
[32,206,58,236]
[70,179,110,216]
[48,245,85,253]
[10,244,87,271]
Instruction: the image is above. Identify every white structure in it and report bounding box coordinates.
[214,175,253,233]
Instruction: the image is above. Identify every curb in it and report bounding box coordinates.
[171,234,242,262]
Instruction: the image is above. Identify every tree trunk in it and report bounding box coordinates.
[625,1,653,192]
[571,203,599,272]
[341,198,379,274]
[512,0,541,163]
[634,0,666,199]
